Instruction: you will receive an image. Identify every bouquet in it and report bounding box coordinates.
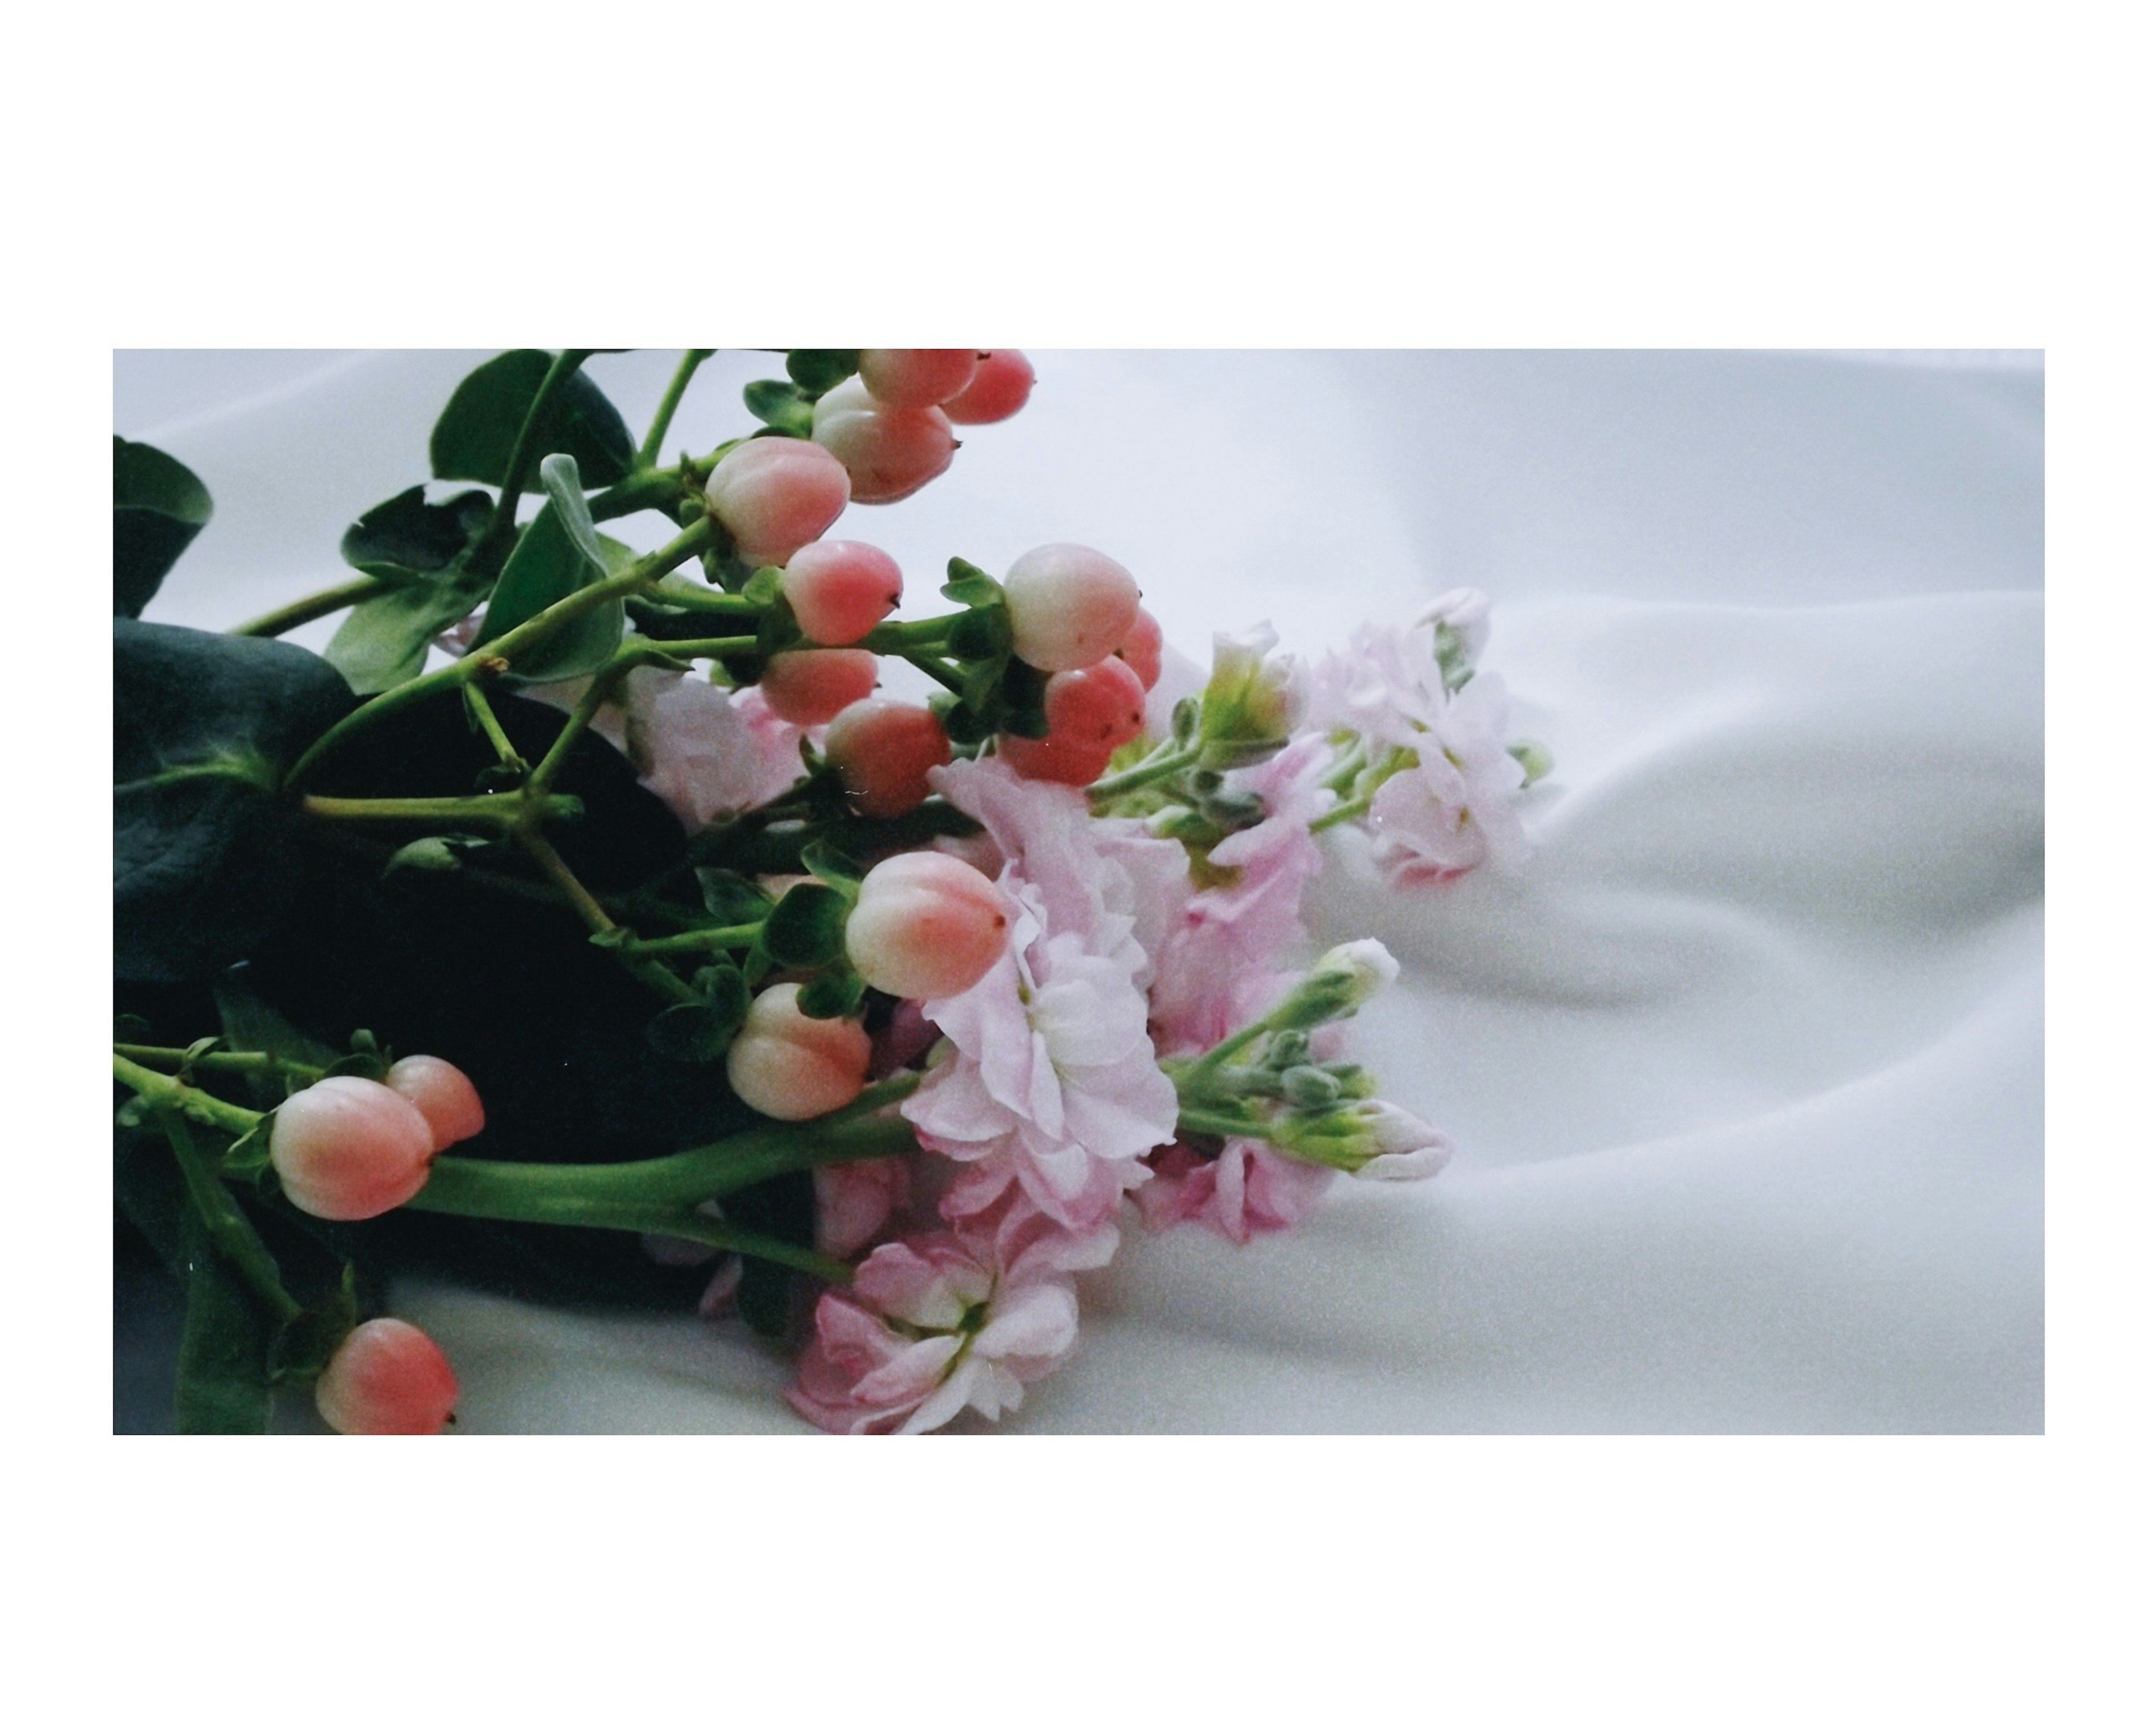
[113,348,1551,1434]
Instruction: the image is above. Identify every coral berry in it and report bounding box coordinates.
[812,380,956,504]
[781,541,904,646]
[845,851,1011,1001]
[704,437,851,567]
[824,700,953,819]
[1002,545,1142,673]
[316,1317,459,1435]
[1112,606,1163,690]
[857,349,980,410]
[943,350,1035,425]
[270,1076,437,1222]
[1044,655,1148,751]
[759,649,880,726]
[383,1055,485,1153]
[726,984,873,1121]
[996,728,1116,788]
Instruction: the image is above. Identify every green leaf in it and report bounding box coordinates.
[798,838,864,888]
[942,558,1002,608]
[644,991,741,1064]
[173,1200,275,1434]
[759,881,848,968]
[796,968,866,1020]
[115,436,213,617]
[471,457,627,683]
[784,350,859,398]
[743,378,814,437]
[727,1171,816,1339]
[430,350,635,491]
[268,1264,359,1384]
[696,868,773,925]
[115,620,357,983]
[339,485,491,580]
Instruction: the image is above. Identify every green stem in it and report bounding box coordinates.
[1088,742,1201,805]
[1184,1018,1271,1080]
[618,924,762,959]
[1177,1107,1269,1141]
[300,793,579,829]
[858,615,960,653]
[479,348,596,560]
[114,1044,325,1085]
[638,349,715,468]
[587,465,689,524]
[463,683,526,770]
[161,1114,303,1322]
[115,1053,266,1138]
[517,829,698,1005]
[643,578,760,618]
[904,651,967,695]
[228,576,385,639]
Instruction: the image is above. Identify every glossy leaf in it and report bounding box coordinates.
[173,1199,276,1433]
[339,485,491,580]
[115,436,212,617]
[759,882,848,968]
[430,350,635,491]
[472,458,627,684]
[325,576,492,694]
[784,350,859,398]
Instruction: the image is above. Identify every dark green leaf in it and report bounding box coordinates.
[644,997,736,1064]
[797,838,864,887]
[696,868,773,925]
[726,1170,815,1340]
[999,658,1051,739]
[430,350,635,491]
[471,460,627,684]
[115,620,357,983]
[743,378,814,436]
[948,605,1010,661]
[942,558,1002,608]
[268,1264,358,1384]
[760,882,848,968]
[324,574,491,694]
[173,1201,275,1434]
[784,350,859,398]
[339,485,491,579]
[115,436,213,617]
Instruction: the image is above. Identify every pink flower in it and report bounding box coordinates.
[621,672,810,830]
[788,1199,1117,1434]
[814,1158,912,1259]
[1133,1138,1335,1244]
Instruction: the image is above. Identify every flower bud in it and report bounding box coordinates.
[382,1055,485,1153]
[1266,939,1400,1030]
[811,380,957,504]
[1043,654,1148,752]
[1198,623,1306,761]
[1417,586,1493,688]
[270,1076,438,1221]
[845,851,1011,1001]
[1112,606,1164,691]
[704,437,851,567]
[1003,544,1143,673]
[825,699,952,819]
[857,349,980,410]
[725,983,873,1121]
[758,648,880,726]
[780,541,903,645]
[943,349,1035,424]
[314,1317,459,1435]
[1273,1099,1452,1179]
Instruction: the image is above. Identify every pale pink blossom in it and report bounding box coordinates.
[1133,1138,1335,1243]
[621,672,810,830]
[815,1158,912,1259]
[788,1199,1116,1434]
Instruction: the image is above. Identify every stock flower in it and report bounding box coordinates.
[788,1197,1117,1434]
[1133,1137,1335,1244]
[622,671,809,830]
[814,1157,912,1259]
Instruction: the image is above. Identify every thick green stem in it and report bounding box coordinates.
[857,615,960,653]
[1177,1107,1269,1141]
[115,1044,324,1085]
[229,576,385,639]
[638,349,715,468]
[643,578,761,618]
[618,924,762,959]
[1088,742,1201,805]
[115,1053,266,1138]
[300,793,579,829]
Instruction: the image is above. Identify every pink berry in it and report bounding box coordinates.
[315,1317,459,1436]
[780,541,903,646]
[704,437,851,567]
[857,349,980,410]
[1112,606,1163,690]
[270,1076,437,1222]
[759,648,880,726]
[824,700,952,819]
[383,1055,485,1153]
[943,350,1035,424]
[1044,655,1148,751]
[725,983,873,1121]
[1002,544,1142,673]
[844,851,1012,1001]
[811,380,956,505]
[997,728,1116,788]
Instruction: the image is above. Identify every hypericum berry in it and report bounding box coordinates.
[845,851,1011,1001]
[1002,544,1143,673]
[315,1317,459,1436]
[780,541,903,646]
[1043,654,1148,752]
[811,380,957,505]
[996,728,1116,788]
[1112,606,1163,690]
[270,1076,438,1222]
[857,349,980,410]
[704,437,851,567]
[725,983,873,1121]
[824,699,952,818]
[382,1055,485,1154]
[942,349,1035,425]
[759,648,880,726]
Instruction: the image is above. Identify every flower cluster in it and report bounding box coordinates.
[112,348,1549,1436]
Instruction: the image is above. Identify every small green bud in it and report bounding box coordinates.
[1267,939,1400,1030]
[1279,1065,1342,1108]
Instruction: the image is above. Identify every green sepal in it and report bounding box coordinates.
[430,350,635,491]
[643,964,751,1064]
[115,436,212,617]
[942,557,1002,608]
[696,868,774,926]
[784,350,859,398]
[741,563,786,605]
[795,968,866,1020]
[744,378,814,437]
[948,605,1010,661]
[267,1263,360,1385]
[760,881,848,968]
[999,658,1052,740]
[798,838,864,889]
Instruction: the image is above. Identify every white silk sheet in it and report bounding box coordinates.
[115,349,2044,1433]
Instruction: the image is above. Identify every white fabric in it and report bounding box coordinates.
[117,349,2043,1432]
